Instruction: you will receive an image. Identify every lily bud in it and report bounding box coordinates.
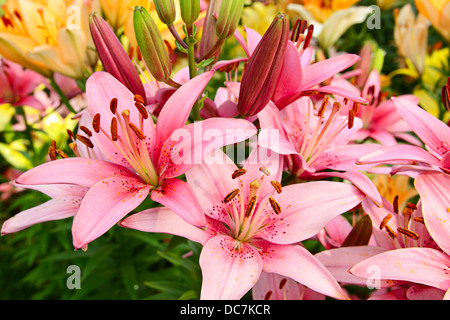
[153,0,176,25]
[134,6,172,82]
[237,13,289,117]
[442,77,450,112]
[216,0,245,39]
[89,12,147,104]
[180,0,200,26]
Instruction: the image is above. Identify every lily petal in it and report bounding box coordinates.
[199,235,263,300]
[151,178,206,227]
[350,247,450,291]
[72,175,150,249]
[256,240,348,300]
[119,207,210,245]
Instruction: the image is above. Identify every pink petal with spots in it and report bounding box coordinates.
[393,96,450,157]
[72,175,150,249]
[1,184,88,235]
[119,207,211,245]
[15,158,138,188]
[252,272,302,300]
[199,235,263,300]
[155,71,215,156]
[151,178,206,227]
[261,181,364,244]
[415,172,450,255]
[350,248,450,291]
[158,118,257,179]
[255,241,348,300]
[406,285,446,300]
[185,150,238,222]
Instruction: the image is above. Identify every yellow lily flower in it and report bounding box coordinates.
[415,0,450,42]
[371,174,418,213]
[0,0,99,79]
[292,0,361,24]
[393,3,428,76]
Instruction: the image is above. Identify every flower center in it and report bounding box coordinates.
[74,95,159,186]
[223,167,282,242]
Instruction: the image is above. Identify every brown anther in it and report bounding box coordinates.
[137,47,142,61]
[66,129,75,142]
[393,195,399,214]
[384,225,397,239]
[413,217,425,224]
[264,291,272,300]
[318,96,329,117]
[224,189,240,203]
[110,117,118,141]
[352,102,360,115]
[269,197,281,215]
[245,196,257,217]
[333,101,341,111]
[348,109,355,129]
[271,181,282,194]
[279,278,287,290]
[134,94,145,105]
[129,123,146,140]
[110,98,118,114]
[56,149,68,158]
[48,147,57,161]
[134,101,149,119]
[397,227,419,240]
[50,140,57,150]
[92,113,101,133]
[406,202,417,210]
[300,90,319,97]
[79,125,92,137]
[303,24,314,49]
[232,168,247,179]
[259,167,271,176]
[76,134,94,149]
[379,214,392,230]
[402,207,413,217]
[343,98,349,105]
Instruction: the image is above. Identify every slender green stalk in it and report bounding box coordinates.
[17,106,35,155]
[50,76,77,114]
[187,33,201,121]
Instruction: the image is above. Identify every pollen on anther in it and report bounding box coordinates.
[245,196,257,217]
[76,134,94,149]
[110,98,118,114]
[232,168,247,179]
[92,113,101,133]
[224,189,240,203]
[393,195,399,214]
[134,101,149,119]
[269,197,281,215]
[134,94,145,105]
[379,214,392,230]
[279,278,287,290]
[259,167,271,176]
[348,110,355,129]
[271,181,282,194]
[397,227,419,240]
[129,123,146,140]
[111,117,118,141]
[384,225,397,239]
[79,125,92,137]
[264,291,272,300]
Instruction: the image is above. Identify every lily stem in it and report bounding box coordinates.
[186,25,201,122]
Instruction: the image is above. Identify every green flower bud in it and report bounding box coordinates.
[133,6,172,82]
[153,0,176,25]
[216,0,244,39]
[179,0,200,26]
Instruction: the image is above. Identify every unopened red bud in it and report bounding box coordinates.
[134,6,172,82]
[90,12,147,103]
[237,13,289,117]
[442,77,450,112]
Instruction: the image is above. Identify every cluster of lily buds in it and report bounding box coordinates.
[89,13,147,104]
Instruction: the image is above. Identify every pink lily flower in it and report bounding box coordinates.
[2,71,257,250]
[120,148,366,300]
[334,70,422,146]
[348,181,450,299]
[0,58,47,111]
[357,96,450,176]
[258,97,383,206]
[252,272,326,300]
